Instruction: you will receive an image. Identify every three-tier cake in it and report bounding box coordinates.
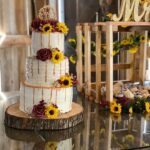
[5,6,83,130]
[20,6,74,116]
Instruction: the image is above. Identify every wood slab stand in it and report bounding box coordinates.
[5,102,83,130]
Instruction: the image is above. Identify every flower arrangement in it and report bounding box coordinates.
[100,96,150,114]
[31,18,69,34]
[36,48,65,64]
[32,100,59,119]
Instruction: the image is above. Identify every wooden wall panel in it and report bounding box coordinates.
[0,47,27,92]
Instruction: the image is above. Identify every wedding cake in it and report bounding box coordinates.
[20,6,74,117]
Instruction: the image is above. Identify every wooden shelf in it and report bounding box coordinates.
[95,21,150,26]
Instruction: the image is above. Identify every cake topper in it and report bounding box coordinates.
[38,5,57,20]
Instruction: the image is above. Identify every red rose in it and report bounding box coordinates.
[36,48,52,61]
[32,100,46,118]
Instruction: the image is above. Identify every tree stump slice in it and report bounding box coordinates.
[5,103,83,130]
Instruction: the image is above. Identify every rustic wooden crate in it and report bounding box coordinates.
[76,22,150,103]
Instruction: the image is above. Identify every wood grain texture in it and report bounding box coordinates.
[106,23,113,102]
[0,47,27,91]
[95,26,101,103]
[5,103,83,130]
[139,31,148,84]
[5,123,83,142]
[76,25,83,92]
[84,24,91,96]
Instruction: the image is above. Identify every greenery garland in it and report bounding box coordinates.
[67,34,150,64]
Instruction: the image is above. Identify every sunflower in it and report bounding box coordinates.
[139,0,147,5]
[45,104,59,119]
[110,102,122,114]
[41,24,53,33]
[51,49,64,64]
[68,38,76,43]
[60,75,73,87]
[128,37,134,44]
[121,39,130,45]
[57,22,69,34]
[113,49,120,56]
[127,46,138,54]
[129,107,133,114]
[45,142,57,150]
[69,56,76,64]
[106,13,113,20]
[140,34,146,42]
[145,102,150,113]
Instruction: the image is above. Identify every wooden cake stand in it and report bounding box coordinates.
[5,102,83,130]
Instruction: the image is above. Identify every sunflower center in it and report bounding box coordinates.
[45,26,50,31]
[55,54,59,60]
[49,110,54,115]
[63,80,69,85]
[114,107,118,111]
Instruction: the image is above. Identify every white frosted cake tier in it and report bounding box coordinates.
[20,82,73,114]
[31,31,64,56]
[26,57,69,85]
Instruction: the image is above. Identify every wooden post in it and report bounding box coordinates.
[139,31,148,85]
[76,25,83,92]
[106,23,113,102]
[126,32,135,81]
[83,101,91,150]
[95,26,101,103]
[93,105,100,150]
[84,24,91,96]
[104,115,112,150]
